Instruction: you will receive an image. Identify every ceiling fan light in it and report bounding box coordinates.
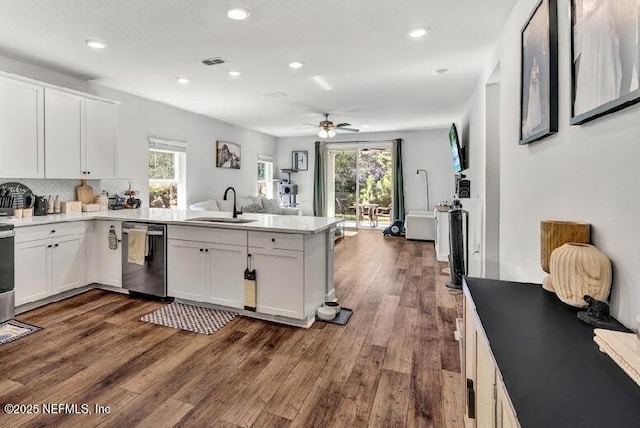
[328,129,336,138]
[318,129,328,138]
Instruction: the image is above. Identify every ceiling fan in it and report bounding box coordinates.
[305,113,360,138]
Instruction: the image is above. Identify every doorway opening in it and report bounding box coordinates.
[327,143,393,229]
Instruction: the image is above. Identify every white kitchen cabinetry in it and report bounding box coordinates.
[94,221,122,288]
[44,88,118,179]
[168,240,208,301]
[15,223,87,306]
[249,247,304,319]
[435,207,450,262]
[0,75,44,178]
[167,226,247,308]
[463,289,520,428]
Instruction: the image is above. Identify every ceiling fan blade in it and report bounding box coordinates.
[302,123,320,127]
[337,127,360,132]
[336,122,352,127]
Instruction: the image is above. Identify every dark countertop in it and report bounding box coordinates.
[465,277,640,428]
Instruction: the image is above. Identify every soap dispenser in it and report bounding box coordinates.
[47,195,54,214]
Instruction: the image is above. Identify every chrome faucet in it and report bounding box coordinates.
[223,186,242,218]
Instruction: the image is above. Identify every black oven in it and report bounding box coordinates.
[0,223,15,322]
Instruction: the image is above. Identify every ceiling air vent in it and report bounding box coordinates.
[201,57,228,66]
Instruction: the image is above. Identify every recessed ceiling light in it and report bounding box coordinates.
[432,68,449,76]
[289,61,304,69]
[85,39,107,49]
[228,70,242,77]
[177,77,191,85]
[227,8,249,20]
[409,27,430,39]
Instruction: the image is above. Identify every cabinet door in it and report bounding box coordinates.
[15,240,50,306]
[95,221,122,287]
[476,334,496,428]
[207,243,246,309]
[44,88,84,178]
[496,379,519,428]
[167,240,207,301]
[250,247,304,319]
[51,235,85,294]
[85,99,117,179]
[0,76,44,178]
[464,299,478,427]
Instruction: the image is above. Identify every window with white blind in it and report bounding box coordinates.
[148,138,187,209]
[257,155,274,199]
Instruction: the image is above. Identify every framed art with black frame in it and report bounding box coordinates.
[570,0,640,125]
[520,0,558,145]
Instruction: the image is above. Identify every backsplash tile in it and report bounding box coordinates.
[0,178,134,205]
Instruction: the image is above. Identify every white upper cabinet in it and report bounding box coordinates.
[45,88,84,178]
[45,88,118,179]
[0,75,44,178]
[85,99,117,179]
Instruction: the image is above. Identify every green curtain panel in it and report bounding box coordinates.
[392,138,405,221]
[313,141,327,216]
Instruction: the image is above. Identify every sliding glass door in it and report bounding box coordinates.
[327,144,393,229]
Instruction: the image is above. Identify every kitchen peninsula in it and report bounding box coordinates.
[6,209,341,328]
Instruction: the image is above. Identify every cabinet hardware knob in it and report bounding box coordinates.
[117,240,122,243]
[51,230,56,233]
[87,171,91,174]
[271,238,275,242]
[205,249,209,252]
[47,244,52,248]
[54,244,59,247]
[199,248,203,252]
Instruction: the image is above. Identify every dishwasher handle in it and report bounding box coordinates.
[122,228,164,236]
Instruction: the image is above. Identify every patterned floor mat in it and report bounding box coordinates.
[140,303,238,335]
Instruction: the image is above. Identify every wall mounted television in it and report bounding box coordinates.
[448,123,465,173]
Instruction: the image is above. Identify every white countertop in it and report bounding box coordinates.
[0,208,341,234]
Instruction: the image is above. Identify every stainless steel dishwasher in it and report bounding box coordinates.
[122,222,168,298]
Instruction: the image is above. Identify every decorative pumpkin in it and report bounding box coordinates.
[550,243,612,308]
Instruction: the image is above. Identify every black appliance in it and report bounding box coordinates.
[33,196,48,216]
[122,223,168,298]
[0,224,15,322]
[446,208,467,289]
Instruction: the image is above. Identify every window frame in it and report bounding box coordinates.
[148,138,187,209]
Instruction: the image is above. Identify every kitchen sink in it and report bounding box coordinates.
[186,217,257,224]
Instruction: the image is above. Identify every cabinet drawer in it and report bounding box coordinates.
[168,225,247,246]
[248,231,303,251]
[15,221,87,243]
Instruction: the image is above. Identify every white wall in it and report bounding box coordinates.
[276,129,456,216]
[0,54,277,206]
[463,0,640,328]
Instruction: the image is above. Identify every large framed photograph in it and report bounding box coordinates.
[571,0,640,125]
[520,0,559,145]
[216,141,241,169]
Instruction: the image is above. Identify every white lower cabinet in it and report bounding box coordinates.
[168,240,208,301]
[463,291,520,428]
[168,239,246,309]
[94,221,122,288]
[15,233,86,306]
[249,247,304,319]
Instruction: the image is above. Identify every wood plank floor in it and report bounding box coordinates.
[0,230,463,428]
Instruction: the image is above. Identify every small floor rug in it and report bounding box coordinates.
[140,303,238,335]
[344,230,359,237]
[0,320,42,345]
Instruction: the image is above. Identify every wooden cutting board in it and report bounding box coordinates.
[76,179,95,204]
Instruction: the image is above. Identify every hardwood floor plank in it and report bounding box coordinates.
[368,369,412,428]
[0,230,463,428]
[383,306,418,374]
[137,397,194,428]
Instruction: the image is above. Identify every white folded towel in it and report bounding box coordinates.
[127,229,147,265]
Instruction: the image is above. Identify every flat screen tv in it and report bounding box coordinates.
[448,123,464,173]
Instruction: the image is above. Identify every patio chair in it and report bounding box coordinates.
[375,203,392,218]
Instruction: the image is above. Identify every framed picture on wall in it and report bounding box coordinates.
[519,0,559,145]
[292,150,308,171]
[216,141,241,169]
[570,0,640,125]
